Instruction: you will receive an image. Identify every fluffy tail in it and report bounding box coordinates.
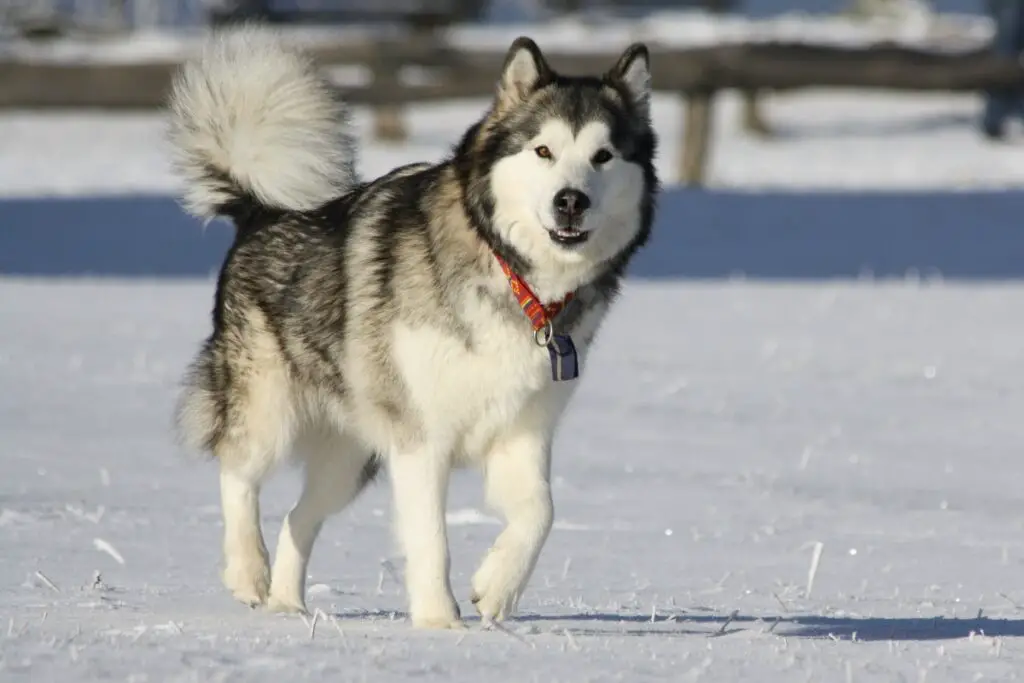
[167,26,358,221]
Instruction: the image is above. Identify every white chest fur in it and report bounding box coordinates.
[390,292,601,463]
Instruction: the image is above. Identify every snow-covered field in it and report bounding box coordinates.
[3,9,1024,681]
[3,88,1023,198]
[2,279,1024,681]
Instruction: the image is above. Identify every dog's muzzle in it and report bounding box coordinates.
[550,188,591,246]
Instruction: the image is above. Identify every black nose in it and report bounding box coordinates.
[553,188,591,218]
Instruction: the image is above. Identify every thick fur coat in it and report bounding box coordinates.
[167,26,659,628]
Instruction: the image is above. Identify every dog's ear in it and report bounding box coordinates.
[497,37,551,111]
[607,43,651,119]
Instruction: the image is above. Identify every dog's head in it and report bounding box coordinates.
[458,37,659,291]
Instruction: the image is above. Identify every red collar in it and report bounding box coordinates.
[493,253,574,342]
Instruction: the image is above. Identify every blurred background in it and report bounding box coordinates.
[1,0,1022,278]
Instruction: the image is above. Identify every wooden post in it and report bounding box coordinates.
[105,0,129,32]
[680,91,715,187]
[369,38,408,143]
[740,89,772,138]
[372,104,408,142]
[370,71,405,141]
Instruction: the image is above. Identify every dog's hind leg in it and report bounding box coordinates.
[216,378,295,608]
[267,432,378,614]
[184,313,298,608]
[219,465,273,607]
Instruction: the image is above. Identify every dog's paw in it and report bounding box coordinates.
[223,555,270,608]
[470,555,523,623]
[411,615,466,630]
[266,594,308,615]
[470,587,520,623]
[409,598,463,630]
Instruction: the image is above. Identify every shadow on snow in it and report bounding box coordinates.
[4,189,1024,280]
[327,608,1024,642]
[518,611,1024,642]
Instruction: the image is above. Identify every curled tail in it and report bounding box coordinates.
[167,26,358,221]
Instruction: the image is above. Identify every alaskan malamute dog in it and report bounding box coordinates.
[168,26,658,629]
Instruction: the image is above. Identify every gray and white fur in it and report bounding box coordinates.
[167,25,659,628]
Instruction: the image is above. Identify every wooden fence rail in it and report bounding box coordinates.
[2,39,1021,184]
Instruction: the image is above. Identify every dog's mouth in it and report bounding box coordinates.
[548,226,590,246]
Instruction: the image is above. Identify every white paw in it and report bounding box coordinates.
[266,594,308,615]
[470,550,525,622]
[408,595,462,630]
[411,615,466,630]
[267,570,309,615]
[223,553,270,608]
[470,586,520,623]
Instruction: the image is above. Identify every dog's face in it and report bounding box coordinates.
[481,38,657,275]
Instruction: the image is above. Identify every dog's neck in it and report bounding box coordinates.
[488,243,600,307]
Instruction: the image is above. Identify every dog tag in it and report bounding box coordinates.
[547,334,579,382]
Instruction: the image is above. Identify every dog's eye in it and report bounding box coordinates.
[535,145,552,159]
[592,149,613,165]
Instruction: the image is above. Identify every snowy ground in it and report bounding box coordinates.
[3,9,1024,680]
[2,278,1024,681]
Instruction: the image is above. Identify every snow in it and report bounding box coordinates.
[1,9,1018,198]
[2,87,1023,198]
[3,8,1024,680]
[445,10,991,52]
[2,278,1024,681]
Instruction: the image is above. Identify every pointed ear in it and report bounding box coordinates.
[497,37,551,110]
[607,43,651,119]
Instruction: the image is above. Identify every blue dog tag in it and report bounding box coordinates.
[547,334,579,382]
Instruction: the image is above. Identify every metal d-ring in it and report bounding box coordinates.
[534,321,554,347]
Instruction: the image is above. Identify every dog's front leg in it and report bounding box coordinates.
[471,427,554,623]
[388,445,462,629]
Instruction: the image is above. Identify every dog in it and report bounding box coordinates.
[167,25,659,629]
